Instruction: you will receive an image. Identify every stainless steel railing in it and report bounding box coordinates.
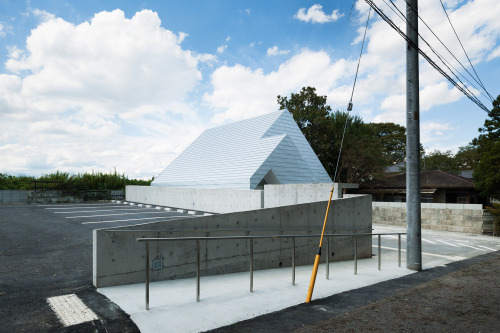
[137,232,405,310]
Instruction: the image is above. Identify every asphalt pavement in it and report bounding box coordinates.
[1,202,499,332]
[0,202,192,332]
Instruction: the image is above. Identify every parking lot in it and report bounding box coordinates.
[1,202,499,332]
[0,201,193,332]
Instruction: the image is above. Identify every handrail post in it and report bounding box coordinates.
[326,236,329,280]
[354,236,358,275]
[249,238,254,292]
[378,234,381,271]
[145,241,150,311]
[292,237,296,286]
[196,240,200,302]
[398,233,402,267]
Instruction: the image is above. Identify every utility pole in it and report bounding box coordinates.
[406,0,422,271]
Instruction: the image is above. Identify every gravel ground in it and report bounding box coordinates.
[212,251,500,333]
[296,253,500,332]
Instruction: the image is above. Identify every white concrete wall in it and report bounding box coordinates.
[126,186,263,214]
[94,195,372,288]
[127,183,360,213]
[264,183,337,208]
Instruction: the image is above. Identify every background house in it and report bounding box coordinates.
[351,170,486,205]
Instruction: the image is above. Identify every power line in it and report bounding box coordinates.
[437,0,494,101]
[388,0,493,103]
[382,0,485,109]
[364,0,491,113]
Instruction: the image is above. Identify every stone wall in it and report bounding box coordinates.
[372,202,487,234]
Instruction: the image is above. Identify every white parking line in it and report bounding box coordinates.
[55,208,145,214]
[435,239,459,247]
[81,215,193,224]
[421,238,437,244]
[66,211,170,218]
[373,245,466,260]
[476,245,498,251]
[45,205,123,210]
[456,242,485,251]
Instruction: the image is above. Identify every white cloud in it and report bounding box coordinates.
[267,45,290,56]
[0,9,207,176]
[204,49,355,123]
[217,44,227,53]
[295,4,343,24]
[32,8,56,22]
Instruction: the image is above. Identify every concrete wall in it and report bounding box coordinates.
[0,190,30,204]
[126,186,263,214]
[126,183,360,213]
[93,195,372,288]
[372,202,486,234]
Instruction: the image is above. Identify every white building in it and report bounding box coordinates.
[152,110,331,189]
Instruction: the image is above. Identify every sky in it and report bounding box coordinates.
[0,0,499,179]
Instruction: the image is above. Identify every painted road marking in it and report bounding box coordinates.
[66,211,169,218]
[421,238,437,244]
[81,215,193,224]
[435,239,459,247]
[373,245,467,260]
[47,294,98,327]
[456,242,485,251]
[476,245,498,251]
[44,205,123,210]
[55,208,145,213]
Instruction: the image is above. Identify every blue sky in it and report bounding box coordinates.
[0,0,499,178]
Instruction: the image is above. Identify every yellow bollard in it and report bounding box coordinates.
[305,186,334,303]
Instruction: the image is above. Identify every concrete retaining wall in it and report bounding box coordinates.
[0,190,30,204]
[126,186,263,213]
[372,202,487,234]
[93,195,372,288]
[126,183,359,213]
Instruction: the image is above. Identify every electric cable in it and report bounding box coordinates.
[382,0,489,103]
[335,6,372,183]
[364,0,490,113]
[437,0,494,101]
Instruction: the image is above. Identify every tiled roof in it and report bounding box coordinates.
[152,110,332,189]
[361,170,475,189]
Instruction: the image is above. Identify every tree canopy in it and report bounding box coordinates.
[472,95,500,200]
[277,86,388,183]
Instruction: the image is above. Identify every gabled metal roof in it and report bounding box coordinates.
[152,110,332,189]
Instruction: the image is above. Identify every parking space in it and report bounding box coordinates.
[372,224,500,268]
[39,201,195,228]
[0,201,195,332]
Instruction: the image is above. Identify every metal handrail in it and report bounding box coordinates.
[137,232,406,310]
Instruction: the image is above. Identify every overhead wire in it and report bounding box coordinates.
[437,0,494,101]
[387,0,492,104]
[364,0,490,113]
[382,0,485,109]
[334,6,372,183]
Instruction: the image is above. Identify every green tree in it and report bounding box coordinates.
[277,87,333,166]
[472,95,500,200]
[369,122,406,166]
[455,144,480,170]
[278,87,388,183]
[422,150,460,174]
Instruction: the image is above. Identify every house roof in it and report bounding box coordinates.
[360,170,475,190]
[152,110,332,189]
